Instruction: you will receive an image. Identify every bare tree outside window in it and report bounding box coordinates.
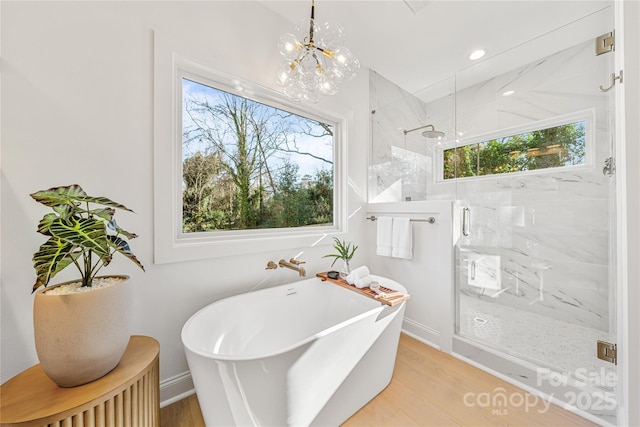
[181,78,334,232]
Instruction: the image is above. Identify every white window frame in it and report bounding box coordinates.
[435,109,595,183]
[153,36,347,264]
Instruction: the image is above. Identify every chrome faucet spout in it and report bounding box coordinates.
[279,259,306,277]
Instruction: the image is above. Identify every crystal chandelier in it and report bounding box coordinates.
[276,1,360,103]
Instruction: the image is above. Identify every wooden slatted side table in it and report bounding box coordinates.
[0,335,160,427]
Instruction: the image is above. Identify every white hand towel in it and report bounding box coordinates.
[376,216,393,257]
[353,275,374,289]
[345,266,370,284]
[392,217,413,259]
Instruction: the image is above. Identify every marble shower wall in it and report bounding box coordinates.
[448,40,613,332]
[369,39,614,332]
[368,71,455,202]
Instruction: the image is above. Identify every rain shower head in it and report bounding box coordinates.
[403,124,445,139]
[421,129,445,139]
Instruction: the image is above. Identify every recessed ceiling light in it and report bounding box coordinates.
[469,49,486,61]
[503,90,515,97]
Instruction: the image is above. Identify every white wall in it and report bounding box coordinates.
[0,1,370,402]
[361,201,454,351]
[622,1,640,425]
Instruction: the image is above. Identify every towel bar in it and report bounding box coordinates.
[366,215,435,224]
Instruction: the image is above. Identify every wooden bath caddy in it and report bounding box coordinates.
[316,272,410,306]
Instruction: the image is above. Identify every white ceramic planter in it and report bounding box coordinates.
[33,275,132,387]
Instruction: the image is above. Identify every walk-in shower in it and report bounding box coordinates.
[369,3,618,424]
[450,14,618,422]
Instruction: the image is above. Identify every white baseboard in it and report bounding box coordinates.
[160,371,195,408]
[401,318,441,349]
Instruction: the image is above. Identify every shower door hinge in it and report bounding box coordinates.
[596,31,615,55]
[597,340,617,365]
[603,157,616,177]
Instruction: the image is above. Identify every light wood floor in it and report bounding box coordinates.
[160,333,597,427]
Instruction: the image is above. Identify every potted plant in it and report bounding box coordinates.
[323,237,358,276]
[30,184,144,387]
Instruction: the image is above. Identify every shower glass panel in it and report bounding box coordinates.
[452,7,617,421]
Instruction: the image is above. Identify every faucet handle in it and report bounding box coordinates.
[266,261,278,270]
[289,258,306,265]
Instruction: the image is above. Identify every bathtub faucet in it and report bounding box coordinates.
[279,259,306,277]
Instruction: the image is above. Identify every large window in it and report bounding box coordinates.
[440,112,592,181]
[153,38,347,263]
[181,78,334,233]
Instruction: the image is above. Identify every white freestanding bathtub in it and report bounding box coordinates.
[181,274,407,426]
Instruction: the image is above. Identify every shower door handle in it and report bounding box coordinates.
[462,207,471,237]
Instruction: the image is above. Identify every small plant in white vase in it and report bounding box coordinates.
[323,237,358,276]
[30,184,144,387]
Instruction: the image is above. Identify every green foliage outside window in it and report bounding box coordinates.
[181,78,334,233]
[443,121,586,180]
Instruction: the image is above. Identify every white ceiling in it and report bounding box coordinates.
[259,0,613,96]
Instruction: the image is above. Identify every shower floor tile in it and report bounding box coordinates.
[459,294,615,388]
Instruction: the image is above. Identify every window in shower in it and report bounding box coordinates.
[440,110,592,180]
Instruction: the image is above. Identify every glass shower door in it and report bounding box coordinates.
[452,10,618,422]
